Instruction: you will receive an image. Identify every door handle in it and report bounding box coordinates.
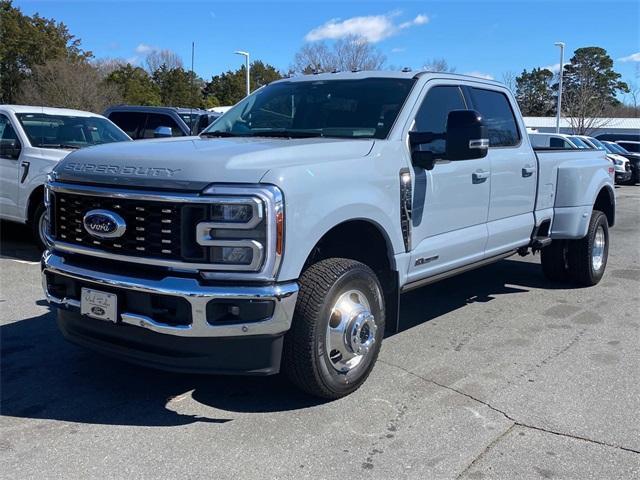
[472,170,490,184]
[522,165,535,178]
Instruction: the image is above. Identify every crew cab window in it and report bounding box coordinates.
[142,114,184,139]
[550,137,571,149]
[469,88,520,147]
[0,114,21,160]
[107,112,147,139]
[412,86,467,156]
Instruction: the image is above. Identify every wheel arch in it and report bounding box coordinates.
[298,218,401,334]
[26,184,45,225]
[593,185,615,227]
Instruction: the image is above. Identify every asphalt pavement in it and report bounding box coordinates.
[1,186,639,479]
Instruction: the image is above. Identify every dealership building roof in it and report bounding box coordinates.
[524,116,640,134]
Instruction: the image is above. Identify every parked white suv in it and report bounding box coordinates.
[0,105,130,248]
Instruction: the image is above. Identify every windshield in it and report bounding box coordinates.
[203,78,416,139]
[567,136,590,149]
[605,142,628,154]
[586,137,607,150]
[16,113,130,149]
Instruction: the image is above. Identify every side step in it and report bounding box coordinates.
[531,236,552,249]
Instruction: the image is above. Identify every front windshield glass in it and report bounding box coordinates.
[606,142,628,154]
[203,78,416,139]
[568,136,589,149]
[16,113,130,149]
[587,137,607,150]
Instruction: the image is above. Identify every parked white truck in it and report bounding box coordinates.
[42,72,615,399]
[0,105,130,248]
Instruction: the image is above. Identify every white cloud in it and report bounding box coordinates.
[135,43,157,55]
[543,62,569,73]
[465,71,494,80]
[391,47,406,53]
[619,52,640,62]
[305,12,429,43]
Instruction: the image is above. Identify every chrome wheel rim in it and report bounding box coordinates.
[592,225,606,271]
[325,289,377,373]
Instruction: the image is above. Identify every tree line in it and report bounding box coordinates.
[1,0,637,132]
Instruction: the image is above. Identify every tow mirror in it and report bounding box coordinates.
[154,126,172,138]
[445,110,489,160]
[408,109,488,169]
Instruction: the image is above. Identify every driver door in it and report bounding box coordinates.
[0,114,23,220]
[406,84,491,283]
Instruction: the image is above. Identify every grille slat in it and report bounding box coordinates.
[51,192,207,262]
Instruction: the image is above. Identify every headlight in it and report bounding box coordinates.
[196,185,283,278]
[613,158,624,166]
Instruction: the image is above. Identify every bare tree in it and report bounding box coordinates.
[292,35,385,73]
[423,58,456,73]
[334,36,385,71]
[17,58,122,113]
[145,49,183,73]
[93,57,127,78]
[501,71,516,92]
[562,83,613,135]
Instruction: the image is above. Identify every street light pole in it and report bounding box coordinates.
[554,42,565,134]
[234,51,250,97]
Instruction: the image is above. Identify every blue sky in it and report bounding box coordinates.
[15,0,640,93]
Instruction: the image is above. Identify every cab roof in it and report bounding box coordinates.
[273,70,505,87]
[0,104,105,117]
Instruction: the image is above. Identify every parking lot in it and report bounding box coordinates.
[0,186,638,479]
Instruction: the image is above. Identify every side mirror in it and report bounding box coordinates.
[445,110,489,160]
[0,140,21,160]
[154,126,172,138]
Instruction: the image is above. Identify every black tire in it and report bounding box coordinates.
[540,240,570,282]
[30,202,48,251]
[283,258,385,399]
[567,210,609,286]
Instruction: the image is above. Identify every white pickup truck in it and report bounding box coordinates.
[0,105,130,248]
[42,72,615,399]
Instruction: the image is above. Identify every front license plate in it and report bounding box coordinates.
[81,288,117,323]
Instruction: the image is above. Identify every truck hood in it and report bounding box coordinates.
[53,136,375,191]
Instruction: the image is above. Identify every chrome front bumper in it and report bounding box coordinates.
[42,252,298,338]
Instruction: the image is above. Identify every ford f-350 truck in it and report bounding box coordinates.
[42,71,615,399]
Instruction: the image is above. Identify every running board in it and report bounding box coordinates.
[401,250,518,293]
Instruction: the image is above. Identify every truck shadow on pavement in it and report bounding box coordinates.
[1,257,575,427]
[0,220,41,262]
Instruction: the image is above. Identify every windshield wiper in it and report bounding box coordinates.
[247,129,324,139]
[200,131,247,138]
[39,143,82,150]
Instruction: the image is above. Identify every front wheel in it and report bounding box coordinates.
[31,203,50,251]
[283,258,385,399]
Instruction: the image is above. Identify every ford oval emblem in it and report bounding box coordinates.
[83,209,126,239]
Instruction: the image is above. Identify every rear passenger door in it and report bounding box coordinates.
[465,87,536,256]
[406,84,491,283]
